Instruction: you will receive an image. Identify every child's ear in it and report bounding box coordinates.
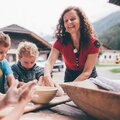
[18,55,22,60]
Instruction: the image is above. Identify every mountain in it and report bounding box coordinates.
[93,11,120,50]
[99,23,120,50]
[42,34,54,42]
[93,11,120,34]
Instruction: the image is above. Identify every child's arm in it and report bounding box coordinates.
[2,59,16,86]
[6,74,16,86]
[0,100,27,120]
[0,101,26,120]
[0,95,6,110]
[0,80,37,120]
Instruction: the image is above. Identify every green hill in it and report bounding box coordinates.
[93,11,120,50]
[99,24,120,50]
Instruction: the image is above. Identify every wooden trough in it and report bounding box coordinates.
[60,80,120,120]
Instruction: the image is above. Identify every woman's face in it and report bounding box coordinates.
[19,55,36,69]
[63,10,80,34]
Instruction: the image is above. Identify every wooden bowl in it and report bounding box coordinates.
[31,86,57,104]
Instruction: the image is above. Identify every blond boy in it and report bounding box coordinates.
[11,41,44,84]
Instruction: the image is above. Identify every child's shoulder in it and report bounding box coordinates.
[34,64,44,73]
[1,59,8,62]
[34,64,43,70]
[1,59,9,66]
[11,63,17,68]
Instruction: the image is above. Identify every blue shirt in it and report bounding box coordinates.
[0,59,13,93]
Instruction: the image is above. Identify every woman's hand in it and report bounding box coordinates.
[38,76,64,96]
[38,76,55,87]
[54,83,64,97]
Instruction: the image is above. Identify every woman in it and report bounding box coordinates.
[43,6,100,85]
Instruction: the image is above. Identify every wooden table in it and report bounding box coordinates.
[20,95,98,120]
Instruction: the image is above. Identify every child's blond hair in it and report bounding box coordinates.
[18,41,39,59]
[0,31,11,47]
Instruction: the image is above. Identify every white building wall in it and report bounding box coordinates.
[99,50,120,64]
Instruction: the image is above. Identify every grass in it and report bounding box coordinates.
[96,64,120,67]
[96,63,120,73]
[111,68,120,73]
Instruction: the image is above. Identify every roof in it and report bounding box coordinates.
[109,0,120,6]
[101,43,112,50]
[0,24,32,34]
[0,24,51,49]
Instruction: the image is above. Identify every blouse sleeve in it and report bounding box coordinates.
[53,39,63,52]
[88,38,100,54]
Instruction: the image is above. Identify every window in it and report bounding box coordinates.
[6,54,16,62]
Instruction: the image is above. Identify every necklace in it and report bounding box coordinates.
[73,48,78,53]
[72,40,80,54]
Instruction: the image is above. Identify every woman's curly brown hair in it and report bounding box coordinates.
[54,6,96,48]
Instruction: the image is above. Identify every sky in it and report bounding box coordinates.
[0,0,120,36]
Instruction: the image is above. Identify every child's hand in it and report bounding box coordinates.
[0,93,5,101]
[18,80,37,103]
[4,80,37,105]
[17,81,25,88]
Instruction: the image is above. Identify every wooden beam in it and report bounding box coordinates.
[30,32,52,49]
[109,0,120,6]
